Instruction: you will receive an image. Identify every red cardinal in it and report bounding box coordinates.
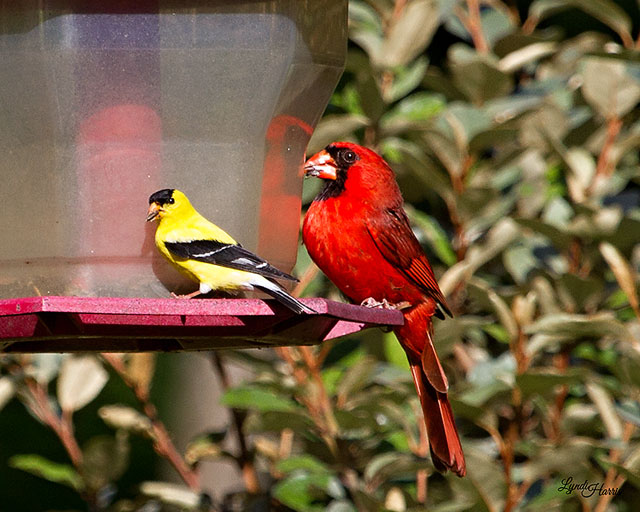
[302,142,465,476]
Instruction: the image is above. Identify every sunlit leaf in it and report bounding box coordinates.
[140,482,201,509]
[498,42,557,73]
[98,404,152,434]
[57,355,108,413]
[581,57,640,119]
[185,430,227,465]
[0,377,15,412]
[600,242,640,317]
[585,381,623,439]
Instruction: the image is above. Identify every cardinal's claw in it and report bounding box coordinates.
[360,297,412,310]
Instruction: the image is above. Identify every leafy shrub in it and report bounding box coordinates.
[1,1,640,511]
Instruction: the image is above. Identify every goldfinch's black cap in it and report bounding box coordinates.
[149,189,175,205]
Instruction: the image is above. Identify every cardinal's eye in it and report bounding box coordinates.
[339,149,358,165]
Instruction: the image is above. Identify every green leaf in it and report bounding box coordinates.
[274,471,341,511]
[277,455,331,475]
[383,331,409,370]
[81,434,130,491]
[516,218,571,250]
[221,386,297,413]
[336,356,377,405]
[407,207,457,266]
[381,92,445,133]
[450,48,513,105]
[383,57,429,103]
[348,1,383,63]
[616,401,640,428]
[526,312,632,342]
[307,114,369,154]
[449,398,498,430]
[465,449,507,511]
[185,430,228,465]
[378,0,440,68]
[529,0,633,47]
[364,452,423,486]
[327,501,357,512]
[585,381,623,439]
[9,454,83,491]
[503,243,539,285]
[516,369,584,398]
[581,57,640,119]
[440,220,521,294]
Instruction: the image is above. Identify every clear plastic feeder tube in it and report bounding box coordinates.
[0,0,347,298]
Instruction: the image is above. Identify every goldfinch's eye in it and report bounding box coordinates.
[167,197,175,204]
[339,149,357,165]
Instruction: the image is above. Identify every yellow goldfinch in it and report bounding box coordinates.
[146,189,314,314]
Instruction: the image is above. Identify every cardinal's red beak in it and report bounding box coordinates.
[303,149,337,180]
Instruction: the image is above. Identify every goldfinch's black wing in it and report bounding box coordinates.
[164,240,298,282]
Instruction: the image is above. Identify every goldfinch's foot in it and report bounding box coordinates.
[171,290,202,299]
[360,297,411,310]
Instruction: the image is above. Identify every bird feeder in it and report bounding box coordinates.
[0,0,403,352]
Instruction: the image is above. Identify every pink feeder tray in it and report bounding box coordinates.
[0,296,404,353]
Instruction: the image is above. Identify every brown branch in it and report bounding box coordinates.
[589,117,622,195]
[456,0,490,54]
[275,346,339,456]
[209,352,261,494]
[291,261,320,298]
[522,14,538,35]
[549,351,570,443]
[594,421,635,512]
[23,377,83,468]
[392,0,408,20]
[11,370,99,507]
[298,346,338,435]
[503,304,535,512]
[101,353,200,492]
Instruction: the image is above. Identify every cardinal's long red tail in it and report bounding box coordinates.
[396,305,466,477]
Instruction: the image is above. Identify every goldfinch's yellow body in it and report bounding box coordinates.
[147,189,313,313]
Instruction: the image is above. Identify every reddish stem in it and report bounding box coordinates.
[101,354,201,492]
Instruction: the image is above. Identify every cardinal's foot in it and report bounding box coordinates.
[360,297,412,310]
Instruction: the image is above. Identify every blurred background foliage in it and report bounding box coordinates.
[2,0,640,510]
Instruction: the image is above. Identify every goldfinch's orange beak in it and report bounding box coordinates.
[303,149,337,180]
[146,203,162,222]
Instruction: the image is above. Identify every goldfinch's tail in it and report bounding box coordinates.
[252,278,315,314]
